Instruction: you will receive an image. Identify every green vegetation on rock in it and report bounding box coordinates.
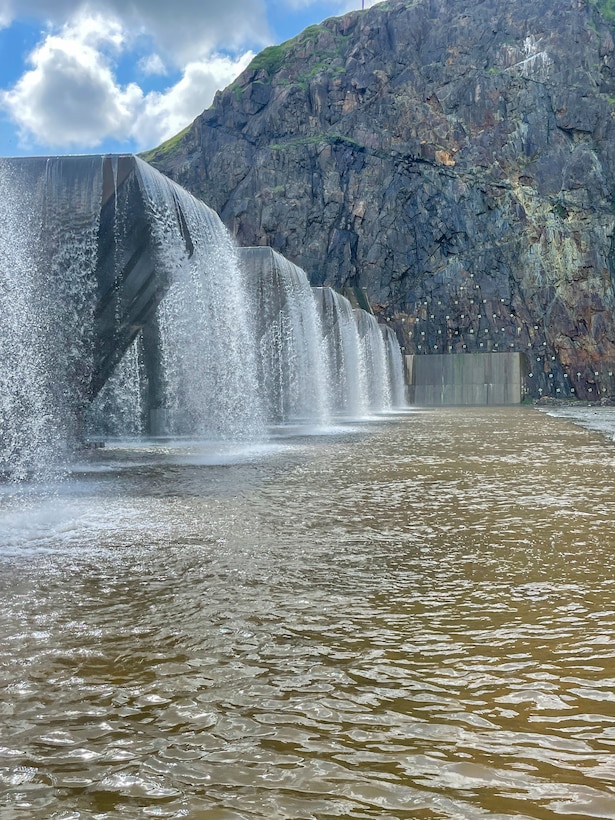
[592,0,615,20]
[248,43,292,76]
[269,133,365,152]
[140,125,191,164]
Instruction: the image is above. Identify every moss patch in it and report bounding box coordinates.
[269,133,366,152]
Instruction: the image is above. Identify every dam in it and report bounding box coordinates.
[0,154,406,478]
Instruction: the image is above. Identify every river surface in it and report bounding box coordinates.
[1,406,615,819]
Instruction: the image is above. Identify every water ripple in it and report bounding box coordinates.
[1,408,615,817]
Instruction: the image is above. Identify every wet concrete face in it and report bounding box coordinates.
[407,351,523,405]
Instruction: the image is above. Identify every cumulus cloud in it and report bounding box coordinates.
[138,53,167,77]
[0,0,270,63]
[131,52,254,149]
[0,11,254,150]
[1,13,141,147]
[0,0,384,152]
[0,2,11,28]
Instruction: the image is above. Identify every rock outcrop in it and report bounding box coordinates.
[144,0,615,400]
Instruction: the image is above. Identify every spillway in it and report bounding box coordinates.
[239,247,332,426]
[314,287,369,418]
[0,155,406,479]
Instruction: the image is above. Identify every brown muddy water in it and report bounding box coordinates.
[1,407,615,819]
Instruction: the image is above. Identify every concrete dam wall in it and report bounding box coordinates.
[406,352,524,406]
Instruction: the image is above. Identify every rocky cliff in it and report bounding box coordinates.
[144,0,615,400]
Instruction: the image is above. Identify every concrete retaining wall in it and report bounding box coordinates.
[406,352,523,405]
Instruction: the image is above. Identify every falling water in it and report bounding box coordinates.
[354,309,392,412]
[314,287,369,418]
[0,162,50,480]
[129,159,265,441]
[0,155,408,480]
[381,324,407,408]
[86,336,145,438]
[0,157,102,479]
[240,248,331,425]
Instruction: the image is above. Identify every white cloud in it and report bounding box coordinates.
[0,1,12,28]
[114,0,269,63]
[0,0,386,152]
[0,0,270,64]
[131,52,254,149]
[0,11,254,150]
[138,53,167,77]
[1,13,141,147]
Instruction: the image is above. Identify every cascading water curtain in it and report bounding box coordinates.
[0,158,102,480]
[0,162,53,480]
[354,310,392,413]
[136,159,265,441]
[87,335,145,437]
[313,287,370,418]
[268,255,332,425]
[381,324,408,408]
[241,248,332,426]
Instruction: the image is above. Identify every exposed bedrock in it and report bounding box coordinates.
[146,0,615,400]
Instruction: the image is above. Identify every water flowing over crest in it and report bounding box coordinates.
[0,155,407,480]
[381,324,408,408]
[0,157,102,480]
[314,287,369,418]
[354,309,392,413]
[135,159,264,440]
[240,247,332,426]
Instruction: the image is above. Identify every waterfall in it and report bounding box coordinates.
[135,159,264,440]
[0,154,408,480]
[240,248,331,425]
[0,157,102,480]
[354,310,391,413]
[381,324,408,408]
[313,287,369,418]
[87,335,145,438]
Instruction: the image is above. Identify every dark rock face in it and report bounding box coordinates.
[145,0,615,400]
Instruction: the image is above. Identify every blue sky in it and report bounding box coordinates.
[0,0,383,157]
